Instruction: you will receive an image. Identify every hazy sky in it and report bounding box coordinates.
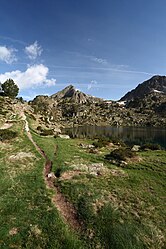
[0,0,166,100]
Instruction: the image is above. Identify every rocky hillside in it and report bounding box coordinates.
[120,75,166,101]
[29,77,166,129]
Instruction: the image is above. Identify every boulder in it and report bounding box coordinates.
[47,172,56,179]
[54,127,61,133]
[131,145,140,152]
[120,161,128,167]
[79,143,95,149]
[58,134,70,139]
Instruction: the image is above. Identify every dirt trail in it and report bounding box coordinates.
[21,110,81,231]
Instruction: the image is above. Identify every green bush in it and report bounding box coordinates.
[37,125,42,131]
[0,109,8,115]
[140,143,161,151]
[28,113,36,120]
[17,97,24,103]
[0,129,17,141]
[105,148,136,161]
[92,138,110,148]
[110,137,126,146]
[40,129,54,136]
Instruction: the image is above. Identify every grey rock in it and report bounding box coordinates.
[79,143,95,149]
[131,145,140,152]
[58,134,70,139]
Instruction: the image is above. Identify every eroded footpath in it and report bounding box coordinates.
[22,111,82,231]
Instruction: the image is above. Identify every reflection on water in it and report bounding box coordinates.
[64,125,166,149]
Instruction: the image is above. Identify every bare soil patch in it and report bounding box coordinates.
[43,158,82,231]
[52,191,82,230]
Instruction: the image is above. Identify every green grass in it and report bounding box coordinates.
[32,134,106,173]
[4,119,165,249]
[0,123,87,248]
[31,134,166,249]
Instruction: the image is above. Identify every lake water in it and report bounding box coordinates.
[64,125,166,149]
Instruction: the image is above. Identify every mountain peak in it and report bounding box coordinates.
[51,85,101,103]
[64,84,75,90]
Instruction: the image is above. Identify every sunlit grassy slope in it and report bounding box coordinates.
[32,134,166,249]
[0,122,86,249]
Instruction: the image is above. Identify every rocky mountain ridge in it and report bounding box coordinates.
[29,75,166,129]
[120,75,166,101]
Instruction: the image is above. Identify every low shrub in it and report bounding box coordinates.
[28,113,36,120]
[110,137,126,146]
[92,138,110,148]
[0,129,17,141]
[37,125,42,131]
[140,143,161,151]
[105,148,136,161]
[17,97,24,103]
[40,129,54,136]
[0,109,8,115]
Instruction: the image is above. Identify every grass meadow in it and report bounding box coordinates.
[32,134,166,249]
[0,123,86,249]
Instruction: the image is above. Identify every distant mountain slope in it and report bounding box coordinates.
[120,75,166,101]
[51,85,101,103]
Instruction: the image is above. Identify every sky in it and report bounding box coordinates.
[0,0,166,100]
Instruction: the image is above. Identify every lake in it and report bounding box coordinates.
[64,125,166,149]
